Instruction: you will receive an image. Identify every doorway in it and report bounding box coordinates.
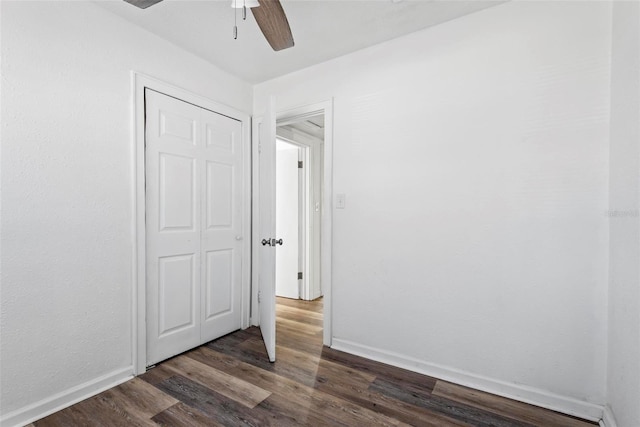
[275,114,324,302]
[274,113,326,349]
[251,98,334,361]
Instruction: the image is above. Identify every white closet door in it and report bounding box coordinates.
[145,89,243,366]
[200,108,243,342]
[145,90,202,365]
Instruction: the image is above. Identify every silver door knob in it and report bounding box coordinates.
[262,238,283,246]
[235,236,243,241]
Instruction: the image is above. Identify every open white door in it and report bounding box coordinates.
[258,97,277,362]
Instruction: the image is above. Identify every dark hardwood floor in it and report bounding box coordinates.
[32,297,597,426]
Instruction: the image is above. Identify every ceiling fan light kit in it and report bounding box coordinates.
[124,0,294,51]
[231,0,260,8]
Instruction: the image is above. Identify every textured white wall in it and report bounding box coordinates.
[255,1,610,413]
[0,0,251,423]
[607,2,640,426]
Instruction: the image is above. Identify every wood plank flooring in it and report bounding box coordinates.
[32,297,598,427]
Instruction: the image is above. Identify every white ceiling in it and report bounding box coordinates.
[96,0,503,83]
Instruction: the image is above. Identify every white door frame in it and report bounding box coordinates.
[252,99,334,347]
[131,72,252,375]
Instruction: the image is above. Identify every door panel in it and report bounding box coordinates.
[206,122,235,152]
[200,108,243,343]
[206,161,233,228]
[146,90,202,365]
[258,97,277,362]
[159,153,195,230]
[205,249,233,318]
[159,110,197,145]
[158,254,196,336]
[146,89,243,365]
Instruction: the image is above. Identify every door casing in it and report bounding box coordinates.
[252,100,334,347]
[132,72,252,375]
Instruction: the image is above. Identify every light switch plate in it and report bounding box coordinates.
[336,193,346,209]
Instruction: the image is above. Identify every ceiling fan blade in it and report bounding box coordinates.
[124,0,164,9]
[251,0,294,51]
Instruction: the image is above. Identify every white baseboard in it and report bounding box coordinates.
[0,367,133,427]
[331,338,604,422]
[600,405,618,427]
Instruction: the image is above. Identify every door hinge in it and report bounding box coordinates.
[298,161,303,169]
[258,290,261,303]
[298,272,303,280]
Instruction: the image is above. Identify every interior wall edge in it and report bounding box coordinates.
[600,405,619,427]
[0,367,133,427]
[331,338,604,422]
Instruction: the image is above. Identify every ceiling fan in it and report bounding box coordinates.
[123,0,294,51]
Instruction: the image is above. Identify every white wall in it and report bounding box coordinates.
[255,1,610,417]
[607,2,640,426]
[0,1,251,425]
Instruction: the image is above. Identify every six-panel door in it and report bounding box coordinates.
[200,108,243,343]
